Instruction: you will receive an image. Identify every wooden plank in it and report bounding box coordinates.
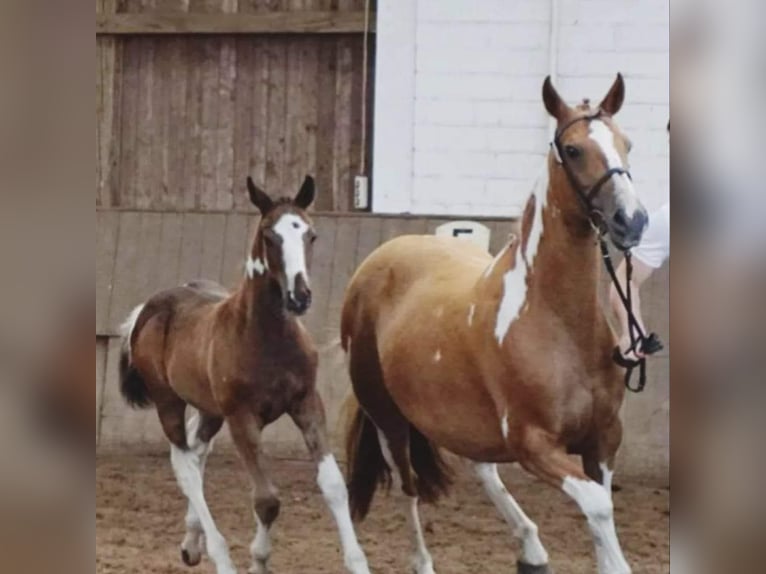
[232,37,255,211]
[245,37,270,210]
[156,213,184,290]
[107,212,142,333]
[303,215,337,341]
[177,213,206,282]
[215,2,238,210]
[118,38,141,207]
[332,36,354,211]
[313,38,337,211]
[353,215,382,268]
[166,36,189,209]
[199,213,228,281]
[379,217,413,244]
[96,337,109,443]
[182,38,203,209]
[324,216,359,340]
[134,35,156,209]
[199,38,222,209]
[264,37,287,194]
[97,12,375,35]
[96,211,121,335]
[221,213,250,288]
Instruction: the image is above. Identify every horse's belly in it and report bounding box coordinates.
[380,339,511,461]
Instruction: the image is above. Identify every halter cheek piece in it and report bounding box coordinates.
[551,109,663,393]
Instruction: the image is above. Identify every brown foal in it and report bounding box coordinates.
[119,177,369,574]
[344,75,647,574]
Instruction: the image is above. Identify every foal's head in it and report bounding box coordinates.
[543,74,648,250]
[245,176,317,315]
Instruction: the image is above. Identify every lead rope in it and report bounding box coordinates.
[598,239,663,392]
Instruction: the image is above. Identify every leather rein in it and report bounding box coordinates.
[551,110,663,392]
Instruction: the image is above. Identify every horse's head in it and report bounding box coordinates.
[543,74,648,250]
[245,176,317,315]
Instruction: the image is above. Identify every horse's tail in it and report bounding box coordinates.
[118,304,152,409]
[409,424,453,504]
[344,394,391,521]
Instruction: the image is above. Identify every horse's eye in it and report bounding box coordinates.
[565,145,581,159]
[310,234,317,244]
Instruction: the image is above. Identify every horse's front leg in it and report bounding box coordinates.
[290,389,370,574]
[227,409,281,574]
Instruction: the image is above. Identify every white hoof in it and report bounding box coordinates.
[411,555,436,574]
[344,547,371,574]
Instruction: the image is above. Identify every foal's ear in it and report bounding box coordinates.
[542,75,567,120]
[247,177,273,214]
[599,73,626,116]
[294,175,316,210]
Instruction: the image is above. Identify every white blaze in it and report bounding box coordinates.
[272,213,310,293]
[589,120,640,218]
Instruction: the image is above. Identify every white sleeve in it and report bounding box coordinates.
[632,202,670,268]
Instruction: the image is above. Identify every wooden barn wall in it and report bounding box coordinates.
[96,209,669,482]
[97,0,373,213]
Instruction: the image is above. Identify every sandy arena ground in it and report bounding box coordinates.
[96,453,669,574]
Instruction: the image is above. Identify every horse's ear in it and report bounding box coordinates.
[247,177,273,214]
[294,175,316,210]
[542,76,567,120]
[599,73,626,116]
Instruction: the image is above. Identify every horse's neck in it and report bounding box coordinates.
[230,275,291,337]
[477,165,603,342]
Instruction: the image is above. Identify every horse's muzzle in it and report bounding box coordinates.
[287,276,312,315]
[609,206,648,250]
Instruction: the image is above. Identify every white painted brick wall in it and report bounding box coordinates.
[373,0,670,216]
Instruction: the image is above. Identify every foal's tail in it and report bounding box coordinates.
[118,304,152,409]
[344,395,452,522]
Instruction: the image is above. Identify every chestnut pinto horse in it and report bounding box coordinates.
[344,75,647,574]
[118,177,370,574]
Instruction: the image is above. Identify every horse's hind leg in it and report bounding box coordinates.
[474,463,551,573]
[158,399,235,574]
[180,411,224,567]
[376,423,436,574]
[290,390,370,574]
[226,409,281,574]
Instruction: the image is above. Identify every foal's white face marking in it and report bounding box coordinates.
[246,255,267,278]
[272,213,310,292]
[589,120,641,218]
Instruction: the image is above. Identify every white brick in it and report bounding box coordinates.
[556,76,668,107]
[474,102,548,128]
[558,50,669,79]
[484,179,537,212]
[559,25,616,52]
[559,0,669,26]
[416,73,541,101]
[414,176,485,203]
[415,125,488,152]
[617,104,669,130]
[485,127,548,154]
[614,24,670,52]
[414,150,496,178]
[492,153,548,180]
[417,22,551,51]
[415,100,476,126]
[416,45,547,75]
[418,0,550,23]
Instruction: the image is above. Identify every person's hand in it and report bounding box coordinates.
[618,335,645,362]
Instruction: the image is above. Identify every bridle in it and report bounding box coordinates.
[551,109,663,392]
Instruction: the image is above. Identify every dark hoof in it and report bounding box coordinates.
[518,561,553,574]
[181,548,201,567]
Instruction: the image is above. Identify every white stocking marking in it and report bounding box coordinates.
[563,476,631,574]
[406,496,436,574]
[180,414,215,564]
[171,445,235,574]
[317,455,370,574]
[248,515,272,574]
[475,463,549,566]
[600,462,614,500]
